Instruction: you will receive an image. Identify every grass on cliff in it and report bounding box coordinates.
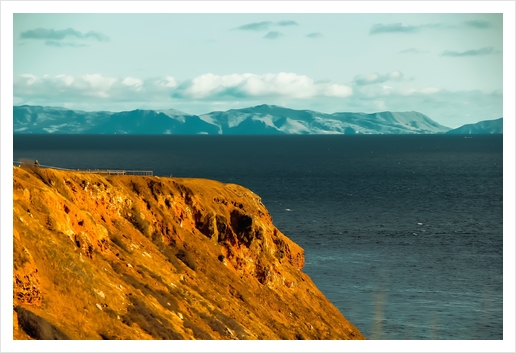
[109,233,134,254]
[28,166,74,202]
[17,226,140,339]
[13,242,31,270]
[174,249,197,271]
[128,205,152,237]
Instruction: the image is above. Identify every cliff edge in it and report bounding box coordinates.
[13,166,365,340]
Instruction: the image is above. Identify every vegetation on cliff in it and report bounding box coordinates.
[13,166,364,340]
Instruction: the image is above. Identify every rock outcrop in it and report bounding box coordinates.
[13,166,365,340]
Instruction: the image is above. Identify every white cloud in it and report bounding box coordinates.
[14,72,352,106]
[81,74,117,92]
[351,71,444,99]
[183,73,253,98]
[157,76,177,88]
[11,72,444,105]
[55,74,74,86]
[122,77,143,90]
[15,73,125,100]
[257,72,316,98]
[324,84,353,97]
[354,72,381,85]
[19,74,38,85]
[177,72,352,99]
[387,71,402,80]
[353,71,404,86]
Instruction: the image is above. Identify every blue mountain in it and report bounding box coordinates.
[14,104,456,135]
[445,118,503,134]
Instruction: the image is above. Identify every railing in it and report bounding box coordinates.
[78,169,153,176]
[14,161,153,176]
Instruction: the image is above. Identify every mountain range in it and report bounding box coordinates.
[445,117,503,135]
[13,105,502,135]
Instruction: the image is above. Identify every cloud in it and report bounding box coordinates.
[20,28,109,42]
[14,73,353,106]
[370,23,420,34]
[353,71,404,86]
[15,74,123,100]
[399,48,427,54]
[370,23,451,35]
[350,72,444,100]
[21,28,81,40]
[324,84,352,97]
[263,31,283,40]
[174,72,352,99]
[233,20,298,33]
[233,21,273,31]
[440,46,498,57]
[83,31,110,41]
[276,20,298,26]
[306,32,323,39]
[122,77,144,90]
[44,40,88,48]
[464,20,490,29]
[156,76,177,88]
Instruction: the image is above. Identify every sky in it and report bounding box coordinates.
[12,11,505,128]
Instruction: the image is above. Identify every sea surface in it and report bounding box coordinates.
[13,134,503,340]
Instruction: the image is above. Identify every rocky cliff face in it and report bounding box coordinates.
[13,166,365,340]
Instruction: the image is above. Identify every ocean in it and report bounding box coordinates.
[13,134,503,340]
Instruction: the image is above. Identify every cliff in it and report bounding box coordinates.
[12,166,365,340]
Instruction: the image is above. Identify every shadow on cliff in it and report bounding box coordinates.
[14,306,70,340]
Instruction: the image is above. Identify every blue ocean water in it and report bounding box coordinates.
[13,134,503,340]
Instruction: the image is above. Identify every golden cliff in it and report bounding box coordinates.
[13,166,365,340]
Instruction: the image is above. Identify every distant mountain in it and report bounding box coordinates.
[13,106,219,135]
[13,105,112,134]
[14,104,452,135]
[446,118,503,135]
[205,104,449,135]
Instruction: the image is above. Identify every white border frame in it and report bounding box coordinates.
[2,2,514,352]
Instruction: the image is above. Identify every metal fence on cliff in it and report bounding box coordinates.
[13,160,153,176]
